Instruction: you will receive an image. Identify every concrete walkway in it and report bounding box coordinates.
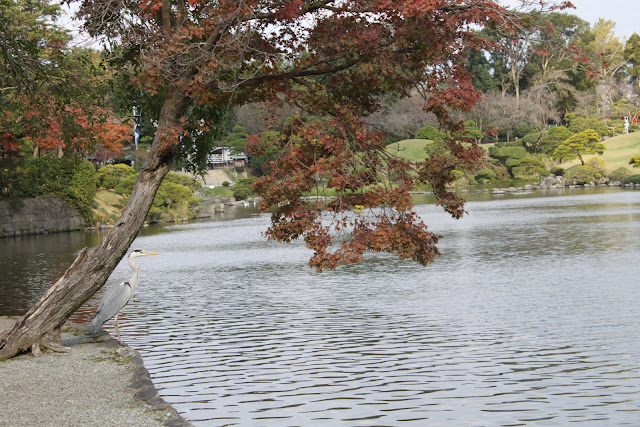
[0,318,190,427]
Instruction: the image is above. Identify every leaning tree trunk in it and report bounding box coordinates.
[0,87,186,360]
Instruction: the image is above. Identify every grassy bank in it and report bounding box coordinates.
[390,132,640,175]
[92,190,128,225]
[558,131,640,171]
[385,139,433,161]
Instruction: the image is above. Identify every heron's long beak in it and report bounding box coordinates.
[141,251,160,256]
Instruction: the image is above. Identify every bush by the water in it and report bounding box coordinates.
[0,156,97,222]
[149,181,198,222]
[232,177,256,201]
[474,167,498,183]
[485,161,511,180]
[113,171,200,222]
[608,167,632,182]
[621,174,640,185]
[510,157,545,178]
[488,141,529,177]
[564,164,603,184]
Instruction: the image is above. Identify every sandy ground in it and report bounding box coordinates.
[0,317,190,427]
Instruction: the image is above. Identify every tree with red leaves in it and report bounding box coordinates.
[1,0,566,359]
[0,1,129,161]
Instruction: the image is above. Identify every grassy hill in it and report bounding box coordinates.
[92,190,128,224]
[386,138,495,162]
[385,139,433,161]
[559,131,640,171]
[389,132,640,173]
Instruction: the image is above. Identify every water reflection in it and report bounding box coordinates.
[1,189,639,425]
[0,231,102,315]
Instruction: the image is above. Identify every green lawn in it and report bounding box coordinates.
[390,132,640,173]
[386,139,493,162]
[385,139,433,161]
[559,131,640,171]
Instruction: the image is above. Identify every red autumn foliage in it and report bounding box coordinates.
[1,91,128,160]
[74,0,556,270]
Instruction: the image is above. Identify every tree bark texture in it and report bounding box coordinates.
[0,86,186,360]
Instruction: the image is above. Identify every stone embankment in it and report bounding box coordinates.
[193,193,258,217]
[0,198,84,238]
[490,176,639,195]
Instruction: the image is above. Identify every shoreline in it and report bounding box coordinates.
[0,317,190,427]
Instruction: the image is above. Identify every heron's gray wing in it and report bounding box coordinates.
[90,281,132,333]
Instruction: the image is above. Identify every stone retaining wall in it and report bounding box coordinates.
[0,197,84,238]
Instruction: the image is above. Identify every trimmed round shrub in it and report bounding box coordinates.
[98,164,136,190]
[505,158,521,168]
[164,172,201,191]
[511,157,545,178]
[541,126,573,156]
[416,125,441,140]
[488,145,527,161]
[474,167,498,183]
[564,165,602,184]
[232,177,256,201]
[154,182,193,207]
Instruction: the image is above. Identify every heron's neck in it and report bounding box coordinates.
[129,256,140,294]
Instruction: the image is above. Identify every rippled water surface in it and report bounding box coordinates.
[2,189,640,425]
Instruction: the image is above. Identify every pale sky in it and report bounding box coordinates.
[569,0,638,39]
[502,0,639,40]
[60,1,638,47]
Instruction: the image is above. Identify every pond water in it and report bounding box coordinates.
[1,188,639,426]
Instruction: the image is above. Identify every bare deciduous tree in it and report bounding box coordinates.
[366,93,437,140]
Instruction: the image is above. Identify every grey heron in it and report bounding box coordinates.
[91,249,159,341]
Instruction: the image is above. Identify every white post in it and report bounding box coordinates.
[624,116,630,134]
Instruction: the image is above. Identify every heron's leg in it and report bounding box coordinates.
[114,313,123,344]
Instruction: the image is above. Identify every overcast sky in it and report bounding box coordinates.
[61,1,639,47]
[568,0,638,38]
[502,0,639,39]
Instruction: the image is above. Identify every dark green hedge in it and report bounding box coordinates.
[0,156,97,223]
[621,174,640,185]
